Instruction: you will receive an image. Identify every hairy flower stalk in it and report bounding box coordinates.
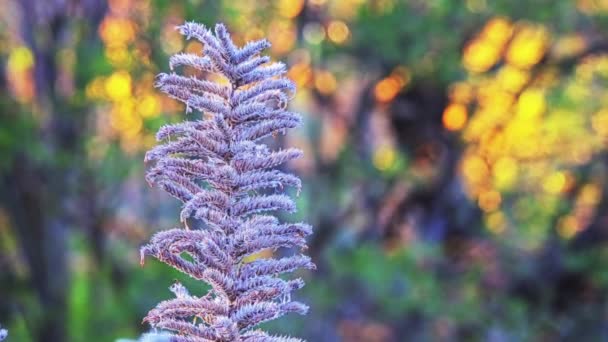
[140,22,315,341]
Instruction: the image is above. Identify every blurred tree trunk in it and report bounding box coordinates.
[0,1,107,340]
[2,156,69,342]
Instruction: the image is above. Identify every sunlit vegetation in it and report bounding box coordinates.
[450,17,608,247]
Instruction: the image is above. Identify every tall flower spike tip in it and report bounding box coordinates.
[140,22,315,341]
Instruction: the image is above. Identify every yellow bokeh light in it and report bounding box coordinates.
[462,154,489,185]
[492,157,518,190]
[461,17,514,74]
[105,71,132,101]
[123,118,143,138]
[506,125,540,158]
[99,17,136,47]
[479,190,502,212]
[329,0,366,19]
[86,77,107,99]
[6,46,36,102]
[244,28,265,42]
[543,171,566,194]
[138,94,161,118]
[161,24,185,55]
[557,215,580,239]
[327,20,350,44]
[479,130,507,160]
[277,0,305,18]
[110,100,139,132]
[269,20,297,54]
[373,145,397,171]
[475,81,500,105]
[463,40,501,73]
[105,46,132,67]
[592,109,608,137]
[442,103,468,131]
[498,65,530,93]
[516,88,545,120]
[579,184,601,206]
[314,70,337,95]
[485,211,506,234]
[7,46,34,73]
[480,91,515,113]
[506,25,549,69]
[481,17,513,45]
[288,62,312,88]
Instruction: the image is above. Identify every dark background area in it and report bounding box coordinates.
[2,0,608,341]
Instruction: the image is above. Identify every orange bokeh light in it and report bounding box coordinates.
[99,17,136,47]
[443,103,468,131]
[314,70,337,95]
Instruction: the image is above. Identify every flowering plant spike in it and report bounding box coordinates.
[140,22,315,341]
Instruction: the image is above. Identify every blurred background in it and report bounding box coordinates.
[2,0,608,341]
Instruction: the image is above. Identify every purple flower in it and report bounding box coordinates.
[140,22,314,341]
